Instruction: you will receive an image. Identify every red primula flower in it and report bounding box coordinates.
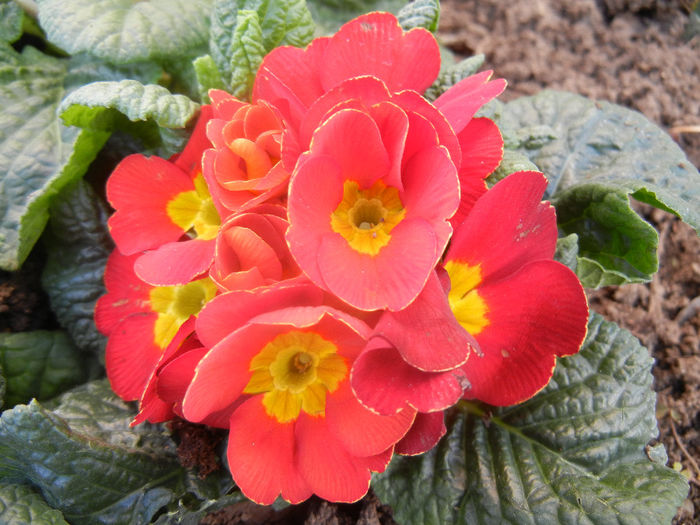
[182,283,416,504]
[95,251,217,401]
[209,203,300,292]
[106,106,225,286]
[202,90,289,213]
[351,171,588,450]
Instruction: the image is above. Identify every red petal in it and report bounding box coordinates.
[462,260,588,406]
[310,108,390,189]
[195,280,324,349]
[134,239,216,286]
[395,411,446,455]
[228,397,312,505]
[172,105,213,174]
[434,71,506,134]
[317,218,437,311]
[106,155,192,254]
[295,413,373,503]
[447,171,557,282]
[321,13,440,94]
[157,346,207,406]
[325,381,415,457]
[106,313,162,401]
[351,339,467,415]
[372,271,474,371]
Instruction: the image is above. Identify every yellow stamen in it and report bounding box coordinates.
[330,180,405,255]
[444,261,489,335]
[244,330,347,423]
[166,173,220,240]
[149,277,217,348]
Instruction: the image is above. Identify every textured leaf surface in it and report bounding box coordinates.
[306,0,407,34]
[42,180,112,359]
[0,380,185,525]
[0,0,23,43]
[0,45,109,270]
[228,10,266,99]
[492,90,699,287]
[0,483,68,525]
[60,79,200,129]
[374,313,688,525]
[397,0,440,32]
[0,331,87,408]
[36,0,212,63]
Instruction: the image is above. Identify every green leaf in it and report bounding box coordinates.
[36,0,212,64]
[60,79,200,130]
[488,148,540,187]
[0,331,88,408]
[153,493,245,525]
[42,180,111,361]
[0,44,110,270]
[0,0,23,43]
[193,54,226,103]
[374,313,689,525]
[228,10,266,99]
[397,0,440,33]
[0,483,68,525]
[493,90,700,288]
[0,362,5,409]
[424,53,485,101]
[306,0,408,34]
[0,380,186,525]
[553,233,579,272]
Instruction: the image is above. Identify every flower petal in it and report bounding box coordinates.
[228,397,312,505]
[447,170,557,282]
[321,12,440,94]
[351,339,467,415]
[135,239,216,286]
[462,260,588,406]
[395,411,446,456]
[325,381,415,457]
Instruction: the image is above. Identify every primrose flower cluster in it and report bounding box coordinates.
[96,13,589,504]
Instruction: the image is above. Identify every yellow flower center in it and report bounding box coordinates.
[444,261,489,335]
[330,180,405,256]
[166,173,220,240]
[243,330,348,423]
[149,277,218,348]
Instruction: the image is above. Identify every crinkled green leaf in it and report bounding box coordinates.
[0,380,186,525]
[0,362,5,409]
[228,10,266,99]
[0,0,23,43]
[42,180,111,361]
[60,79,200,130]
[208,0,313,89]
[424,53,485,100]
[64,54,164,94]
[488,149,540,187]
[374,313,689,525]
[492,90,699,288]
[193,54,226,103]
[0,483,68,525]
[397,0,439,33]
[153,493,245,525]
[36,0,212,64]
[306,0,407,34]
[0,44,110,270]
[554,233,579,273]
[0,331,88,408]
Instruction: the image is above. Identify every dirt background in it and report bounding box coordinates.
[1,0,698,523]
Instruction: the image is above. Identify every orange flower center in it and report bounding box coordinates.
[444,261,489,335]
[243,330,348,423]
[330,180,405,255]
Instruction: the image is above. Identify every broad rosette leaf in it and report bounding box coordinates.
[36,0,212,64]
[0,483,68,525]
[373,313,689,525]
[490,90,700,288]
[0,380,186,525]
[0,44,110,270]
